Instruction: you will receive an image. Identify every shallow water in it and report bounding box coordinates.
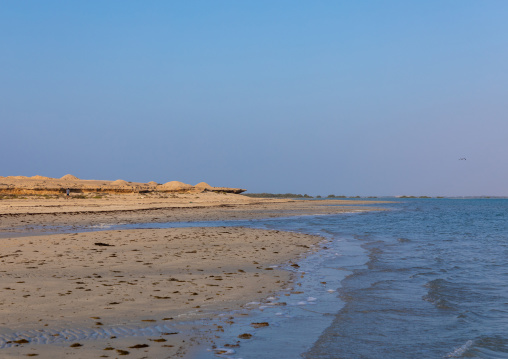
[2,199,507,358]
[193,199,508,358]
[301,199,508,359]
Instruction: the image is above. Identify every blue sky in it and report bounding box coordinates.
[1,1,507,196]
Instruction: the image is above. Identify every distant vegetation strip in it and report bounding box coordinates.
[242,194,506,199]
[243,193,314,198]
[242,193,368,199]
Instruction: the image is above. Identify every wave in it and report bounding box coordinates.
[423,279,460,310]
[446,340,474,357]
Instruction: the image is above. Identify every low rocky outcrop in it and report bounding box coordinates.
[0,175,246,195]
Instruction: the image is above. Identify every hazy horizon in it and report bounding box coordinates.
[2,1,507,197]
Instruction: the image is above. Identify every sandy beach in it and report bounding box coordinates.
[0,192,387,358]
[0,192,386,235]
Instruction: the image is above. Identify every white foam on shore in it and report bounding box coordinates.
[208,347,236,355]
[192,224,368,359]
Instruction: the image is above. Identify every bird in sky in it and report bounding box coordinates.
[459,158,467,161]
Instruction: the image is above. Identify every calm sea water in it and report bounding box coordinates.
[300,198,508,359]
[192,199,508,359]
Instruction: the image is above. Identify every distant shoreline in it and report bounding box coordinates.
[0,192,388,234]
[243,193,508,199]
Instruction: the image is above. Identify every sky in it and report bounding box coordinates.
[1,1,507,197]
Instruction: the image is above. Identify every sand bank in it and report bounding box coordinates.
[0,227,322,358]
[0,192,388,235]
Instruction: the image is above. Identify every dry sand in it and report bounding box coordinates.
[0,193,389,358]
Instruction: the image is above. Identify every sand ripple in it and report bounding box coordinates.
[0,323,176,349]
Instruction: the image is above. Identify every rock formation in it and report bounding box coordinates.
[0,176,246,195]
[61,174,80,180]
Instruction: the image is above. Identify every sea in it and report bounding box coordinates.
[2,198,508,358]
[190,198,508,359]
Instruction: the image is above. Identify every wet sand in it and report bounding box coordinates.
[0,194,388,358]
[0,192,387,235]
[0,227,323,358]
